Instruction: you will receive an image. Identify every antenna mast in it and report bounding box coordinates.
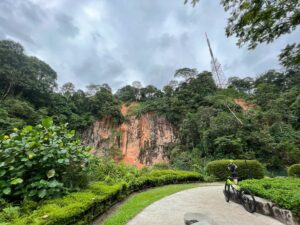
[205,32,243,125]
[205,32,226,88]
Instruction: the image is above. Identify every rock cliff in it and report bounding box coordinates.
[82,104,175,168]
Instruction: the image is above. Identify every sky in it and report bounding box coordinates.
[0,0,299,91]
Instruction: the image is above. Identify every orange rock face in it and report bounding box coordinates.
[234,98,256,111]
[83,103,175,168]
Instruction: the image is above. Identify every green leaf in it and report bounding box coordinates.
[240,2,250,10]
[47,169,55,178]
[23,125,33,132]
[10,178,23,185]
[48,180,61,188]
[38,189,47,198]
[61,149,67,154]
[27,151,35,159]
[29,190,37,197]
[0,170,6,177]
[3,187,11,195]
[42,117,53,128]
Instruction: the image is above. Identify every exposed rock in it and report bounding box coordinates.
[234,98,256,111]
[184,213,216,225]
[82,103,176,168]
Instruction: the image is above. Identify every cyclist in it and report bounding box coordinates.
[228,160,238,184]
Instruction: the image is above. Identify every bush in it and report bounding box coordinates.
[206,159,264,180]
[0,118,92,201]
[7,169,203,225]
[240,178,300,216]
[288,164,300,178]
[131,170,203,191]
[151,163,171,170]
[0,206,21,223]
[88,157,140,185]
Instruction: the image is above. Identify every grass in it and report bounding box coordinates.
[101,183,199,225]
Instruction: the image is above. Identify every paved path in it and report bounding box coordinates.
[126,185,284,225]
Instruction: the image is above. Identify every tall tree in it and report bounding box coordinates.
[0,40,25,99]
[174,68,198,81]
[228,76,254,94]
[61,82,76,97]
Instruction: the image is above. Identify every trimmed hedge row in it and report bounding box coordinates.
[207,160,264,180]
[240,178,300,216]
[288,164,300,178]
[6,170,203,225]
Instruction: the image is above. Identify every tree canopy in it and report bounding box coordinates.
[0,39,299,172]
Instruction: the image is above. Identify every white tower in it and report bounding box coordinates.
[205,33,227,88]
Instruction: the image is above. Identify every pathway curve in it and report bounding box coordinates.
[126,185,284,225]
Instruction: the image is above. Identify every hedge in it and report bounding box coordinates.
[240,178,300,216]
[5,170,203,225]
[288,164,300,178]
[206,159,264,180]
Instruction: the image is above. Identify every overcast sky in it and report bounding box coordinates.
[0,0,299,91]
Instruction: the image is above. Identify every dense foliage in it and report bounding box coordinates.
[1,40,299,172]
[1,1,299,223]
[288,164,300,178]
[240,178,300,215]
[206,160,264,180]
[0,118,91,201]
[0,169,202,225]
[0,40,123,133]
[0,117,202,224]
[133,70,300,171]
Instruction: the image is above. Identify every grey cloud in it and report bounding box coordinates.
[145,65,177,89]
[55,14,79,38]
[0,0,45,46]
[0,15,35,44]
[0,0,299,91]
[157,34,175,50]
[73,50,125,88]
[20,1,44,24]
[92,32,103,43]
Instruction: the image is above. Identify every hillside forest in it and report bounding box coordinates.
[1,39,299,173]
[1,1,300,224]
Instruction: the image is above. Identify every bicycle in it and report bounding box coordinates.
[224,176,256,213]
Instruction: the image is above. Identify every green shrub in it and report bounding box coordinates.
[88,157,140,185]
[131,170,203,191]
[0,198,9,211]
[240,178,300,216]
[8,169,203,225]
[0,206,20,223]
[152,163,171,170]
[206,159,264,180]
[288,164,300,178]
[0,118,92,201]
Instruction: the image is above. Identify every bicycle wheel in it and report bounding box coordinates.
[240,188,256,213]
[224,183,231,202]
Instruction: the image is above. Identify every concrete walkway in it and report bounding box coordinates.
[126,185,284,225]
